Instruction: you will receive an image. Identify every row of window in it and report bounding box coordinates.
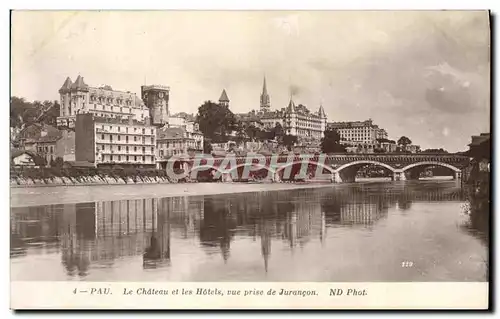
[99,145,154,153]
[98,126,154,135]
[98,134,155,144]
[158,140,199,148]
[89,95,134,106]
[99,155,153,162]
[37,146,55,153]
[159,150,185,157]
[341,133,374,137]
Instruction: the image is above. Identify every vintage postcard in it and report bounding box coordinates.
[9,10,490,310]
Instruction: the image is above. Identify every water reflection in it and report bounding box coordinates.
[10,181,486,281]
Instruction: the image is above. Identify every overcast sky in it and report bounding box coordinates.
[11,10,490,152]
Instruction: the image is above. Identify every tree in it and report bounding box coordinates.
[196,101,237,143]
[282,134,297,151]
[53,157,64,167]
[10,97,60,129]
[245,125,260,142]
[234,122,247,144]
[256,129,270,141]
[33,154,47,167]
[272,122,285,141]
[397,136,412,146]
[320,128,346,153]
[422,148,448,154]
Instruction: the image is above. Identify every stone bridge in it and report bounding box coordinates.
[174,153,470,183]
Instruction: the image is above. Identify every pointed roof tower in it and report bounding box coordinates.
[318,104,327,118]
[219,89,229,103]
[219,89,229,107]
[58,77,73,94]
[286,96,296,113]
[260,76,271,111]
[71,75,89,91]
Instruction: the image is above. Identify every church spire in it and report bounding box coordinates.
[219,89,229,107]
[260,76,270,112]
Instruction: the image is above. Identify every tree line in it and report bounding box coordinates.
[10,96,60,129]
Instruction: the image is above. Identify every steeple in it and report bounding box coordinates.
[286,96,296,113]
[58,77,73,94]
[219,89,229,107]
[318,104,327,118]
[260,76,270,112]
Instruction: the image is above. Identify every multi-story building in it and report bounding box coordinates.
[234,77,327,142]
[283,99,327,139]
[57,76,150,128]
[328,119,386,145]
[75,113,157,168]
[156,127,202,160]
[260,111,284,131]
[16,123,62,164]
[168,113,204,148]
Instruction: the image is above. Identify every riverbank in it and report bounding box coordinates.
[10,175,171,188]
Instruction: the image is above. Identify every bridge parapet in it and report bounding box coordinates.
[180,153,470,183]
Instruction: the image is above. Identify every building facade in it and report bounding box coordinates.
[168,113,204,151]
[234,76,327,142]
[57,76,150,129]
[156,127,202,159]
[328,119,386,145]
[16,123,62,164]
[141,85,170,127]
[283,99,327,139]
[75,113,157,168]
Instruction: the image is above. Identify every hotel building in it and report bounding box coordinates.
[57,76,150,128]
[236,77,328,142]
[75,113,157,168]
[327,119,387,144]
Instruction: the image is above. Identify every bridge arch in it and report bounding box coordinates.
[401,161,461,173]
[335,160,396,173]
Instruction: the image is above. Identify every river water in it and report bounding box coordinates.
[10,180,488,282]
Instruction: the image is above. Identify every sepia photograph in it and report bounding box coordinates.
[9,9,491,309]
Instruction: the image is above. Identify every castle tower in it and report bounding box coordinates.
[219,89,229,107]
[141,85,170,127]
[58,77,73,118]
[260,76,270,112]
[70,75,89,115]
